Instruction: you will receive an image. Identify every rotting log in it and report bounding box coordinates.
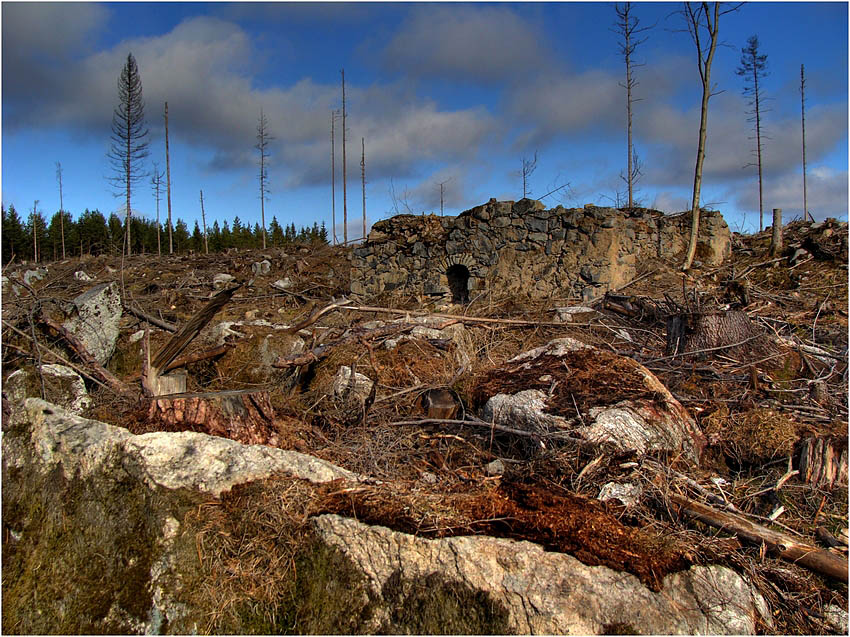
[668,491,848,583]
[147,389,280,447]
[665,310,771,358]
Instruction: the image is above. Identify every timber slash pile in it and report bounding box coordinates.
[1,210,848,634]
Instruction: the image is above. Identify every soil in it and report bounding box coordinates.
[2,217,848,634]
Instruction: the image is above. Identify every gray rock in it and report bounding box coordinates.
[332,366,374,401]
[555,306,598,323]
[598,482,642,508]
[273,277,293,290]
[485,459,506,475]
[251,259,271,275]
[213,273,236,289]
[23,268,48,286]
[4,365,91,415]
[313,514,769,634]
[62,282,122,366]
[19,398,357,493]
[74,271,93,281]
[823,604,848,634]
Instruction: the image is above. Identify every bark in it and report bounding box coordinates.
[770,208,783,256]
[665,310,768,358]
[799,436,848,490]
[147,389,280,447]
[669,491,848,583]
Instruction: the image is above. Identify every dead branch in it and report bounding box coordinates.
[123,303,177,332]
[286,297,350,334]
[340,304,593,328]
[667,491,848,583]
[38,311,131,395]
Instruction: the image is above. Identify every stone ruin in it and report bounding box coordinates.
[350,198,732,302]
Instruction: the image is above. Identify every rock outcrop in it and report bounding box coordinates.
[61,281,122,365]
[2,399,766,634]
[351,199,731,302]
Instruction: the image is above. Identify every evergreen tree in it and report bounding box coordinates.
[209,220,222,252]
[2,204,27,264]
[174,219,189,253]
[221,220,232,250]
[191,221,204,252]
[107,52,149,256]
[269,216,284,247]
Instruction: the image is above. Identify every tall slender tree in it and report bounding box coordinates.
[800,64,810,222]
[614,3,651,209]
[331,109,340,245]
[55,162,66,259]
[736,35,769,231]
[151,161,164,256]
[680,2,740,271]
[341,69,348,246]
[108,52,149,257]
[164,102,174,254]
[256,108,272,249]
[521,151,538,198]
[199,189,209,254]
[361,137,366,240]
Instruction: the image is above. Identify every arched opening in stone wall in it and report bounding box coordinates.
[446,264,470,304]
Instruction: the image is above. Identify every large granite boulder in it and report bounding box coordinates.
[62,281,122,366]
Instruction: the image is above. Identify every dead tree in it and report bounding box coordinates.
[361,137,367,240]
[341,69,348,246]
[256,108,272,249]
[614,3,651,209]
[770,207,782,256]
[800,64,810,222]
[331,109,339,245]
[55,162,66,259]
[199,189,209,254]
[521,151,538,198]
[151,162,164,256]
[165,101,174,254]
[665,309,771,358]
[737,35,769,231]
[680,2,740,271]
[30,200,40,263]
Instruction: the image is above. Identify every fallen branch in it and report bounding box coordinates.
[668,491,848,583]
[38,311,130,395]
[123,303,177,332]
[340,304,593,328]
[286,297,350,334]
[273,323,416,368]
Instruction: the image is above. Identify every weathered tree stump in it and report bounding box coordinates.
[665,310,770,358]
[799,436,848,490]
[147,389,280,447]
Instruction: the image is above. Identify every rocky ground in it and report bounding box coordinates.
[2,217,848,634]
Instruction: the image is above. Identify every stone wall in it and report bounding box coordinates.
[350,199,731,302]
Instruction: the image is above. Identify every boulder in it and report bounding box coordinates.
[251,259,271,276]
[74,271,94,281]
[478,338,705,463]
[2,399,768,635]
[212,273,236,289]
[333,366,374,401]
[3,365,91,417]
[23,267,48,286]
[313,514,769,634]
[62,282,122,366]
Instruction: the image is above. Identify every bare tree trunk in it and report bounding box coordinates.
[200,189,209,254]
[361,137,366,240]
[331,110,337,245]
[682,2,721,271]
[666,310,769,358]
[801,64,810,222]
[31,201,39,263]
[56,162,66,259]
[341,69,348,246]
[770,208,783,256]
[165,102,174,255]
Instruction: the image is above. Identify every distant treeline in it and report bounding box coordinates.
[1,204,328,265]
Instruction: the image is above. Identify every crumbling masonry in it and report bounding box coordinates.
[350,198,731,302]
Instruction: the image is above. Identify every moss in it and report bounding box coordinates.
[379,570,511,635]
[2,454,203,635]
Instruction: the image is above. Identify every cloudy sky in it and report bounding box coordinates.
[2,1,847,241]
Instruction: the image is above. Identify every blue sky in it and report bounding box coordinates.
[2,1,847,242]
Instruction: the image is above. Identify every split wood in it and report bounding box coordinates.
[668,491,848,583]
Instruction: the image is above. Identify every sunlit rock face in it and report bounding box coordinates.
[350,198,731,302]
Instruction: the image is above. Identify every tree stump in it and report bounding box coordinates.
[665,310,770,358]
[147,390,280,447]
[799,436,848,490]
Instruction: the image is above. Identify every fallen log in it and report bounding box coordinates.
[123,303,178,333]
[668,491,848,583]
